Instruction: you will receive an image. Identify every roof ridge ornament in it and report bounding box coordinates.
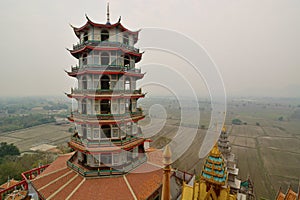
[106,2,111,25]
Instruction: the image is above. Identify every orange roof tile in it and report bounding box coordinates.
[0,179,19,190]
[39,171,77,199]
[51,175,83,199]
[31,151,164,200]
[126,163,163,200]
[69,177,134,200]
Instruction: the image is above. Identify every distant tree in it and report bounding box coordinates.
[278,116,284,121]
[0,142,20,158]
[200,125,205,129]
[256,122,260,126]
[232,118,242,125]
[243,122,247,125]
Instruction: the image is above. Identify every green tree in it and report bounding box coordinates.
[232,118,242,125]
[0,142,20,158]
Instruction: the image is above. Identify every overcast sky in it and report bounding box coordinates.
[0,0,299,98]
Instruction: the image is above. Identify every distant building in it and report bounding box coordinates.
[275,185,300,200]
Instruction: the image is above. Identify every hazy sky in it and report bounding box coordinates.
[0,0,299,97]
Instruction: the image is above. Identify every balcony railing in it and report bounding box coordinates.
[72,40,139,53]
[71,88,142,95]
[70,134,143,148]
[66,153,147,177]
[70,108,143,121]
[70,65,142,74]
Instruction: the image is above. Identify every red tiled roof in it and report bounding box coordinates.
[32,168,70,189]
[39,171,77,199]
[52,175,83,200]
[31,152,163,200]
[126,163,163,200]
[0,179,19,190]
[69,177,134,200]
[40,153,73,176]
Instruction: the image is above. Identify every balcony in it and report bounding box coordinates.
[67,152,147,177]
[73,40,139,53]
[70,108,143,121]
[70,134,143,148]
[67,88,145,99]
[67,65,143,77]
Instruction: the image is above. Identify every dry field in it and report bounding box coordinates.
[0,123,71,152]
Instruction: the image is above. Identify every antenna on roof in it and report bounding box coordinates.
[106,2,111,25]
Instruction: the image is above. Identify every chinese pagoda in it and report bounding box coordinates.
[66,3,146,174]
[27,5,165,200]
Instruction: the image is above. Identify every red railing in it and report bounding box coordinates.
[0,164,49,200]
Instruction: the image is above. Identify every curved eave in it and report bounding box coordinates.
[67,115,145,125]
[66,70,144,78]
[73,19,139,39]
[68,138,145,153]
[69,46,142,62]
[66,93,145,100]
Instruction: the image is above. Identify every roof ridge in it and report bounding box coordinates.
[123,175,137,200]
[38,170,73,191]
[66,178,86,200]
[47,173,79,200]
[34,167,68,180]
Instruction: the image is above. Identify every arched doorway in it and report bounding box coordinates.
[100,75,110,90]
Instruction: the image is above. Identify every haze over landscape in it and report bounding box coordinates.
[0,0,299,97]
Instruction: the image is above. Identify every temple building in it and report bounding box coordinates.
[180,143,240,200]
[275,185,300,200]
[218,127,241,193]
[26,5,166,200]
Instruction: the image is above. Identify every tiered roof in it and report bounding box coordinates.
[201,143,227,186]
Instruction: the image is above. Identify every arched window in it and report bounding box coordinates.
[100,99,110,114]
[82,99,87,114]
[101,52,110,65]
[82,76,87,90]
[100,75,110,90]
[101,30,109,41]
[125,78,131,91]
[101,125,111,139]
[124,55,130,68]
[123,34,129,45]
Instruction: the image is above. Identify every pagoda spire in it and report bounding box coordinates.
[106,2,110,25]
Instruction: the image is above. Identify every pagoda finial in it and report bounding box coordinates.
[106,2,111,25]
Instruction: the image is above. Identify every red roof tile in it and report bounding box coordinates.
[69,177,134,200]
[126,163,163,200]
[51,175,83,200]
[32,168,70,189]
[39,171,77,199]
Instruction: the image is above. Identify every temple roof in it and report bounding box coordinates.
[31,152,163,200]
[200,143,227,186]
[71,15,139,39]
[275,185,300,200]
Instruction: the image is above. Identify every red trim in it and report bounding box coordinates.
[67,70,144,78]
[70,46,142,61]
[66,93,145,100]
[67,115,145,125]
[73,20,139,39]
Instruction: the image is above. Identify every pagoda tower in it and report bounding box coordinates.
[66,6,147,174]
[218,127,241,193]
